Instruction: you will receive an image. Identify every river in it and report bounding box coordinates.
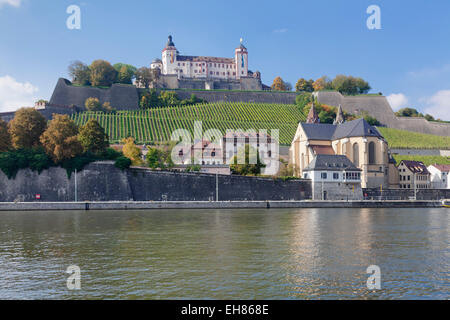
[0,208,448,299]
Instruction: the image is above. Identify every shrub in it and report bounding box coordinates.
[115,156,131,170]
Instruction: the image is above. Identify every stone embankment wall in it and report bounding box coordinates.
[0,162,311,202]
[363,188,450,200]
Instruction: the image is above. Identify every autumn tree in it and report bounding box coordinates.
[121,137,142,166]
[68,61,91,86]
[78,119,109,154]
[313,76,332,91]
[114,63,137,84]
[135,67,155,88]
[0,119,12,152]
[295,78,314,92]
[8,108,47,149]
[89,60,117,87]
[85,97,102,111]
[40,114,83,163]
[271,76,287,91]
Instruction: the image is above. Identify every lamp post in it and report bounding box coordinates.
[74,168,78,202]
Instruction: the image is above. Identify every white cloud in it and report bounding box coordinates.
[386,93,408,111]
[0,0,21,8]
[273,28,288,34]
[423,90,450,121]
[0,75,39,112]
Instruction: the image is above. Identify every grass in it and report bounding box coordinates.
[71,102,306,145]
[377,127,450,150]
[392,155,450,166]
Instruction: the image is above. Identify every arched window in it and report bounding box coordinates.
[353,143,359,167]
[369,142,376,164]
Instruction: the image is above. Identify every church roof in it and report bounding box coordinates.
[306,104,319,123]
[304,154,361,172]
[300,118,383,141]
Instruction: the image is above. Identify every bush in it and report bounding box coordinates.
[60,153,97,178]
[115,156,131,170]
[101,148,122,160]
[0,149,53,179]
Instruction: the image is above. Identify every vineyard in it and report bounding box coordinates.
[377,127,450,149]
[71,102,306,145]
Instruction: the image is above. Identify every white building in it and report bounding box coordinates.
[427,164,450,189]
[303,154,363,200]
[153,35,249,80]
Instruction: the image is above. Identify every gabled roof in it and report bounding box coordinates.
[429,164,450,173]
[300,118,383,141]
[310,145,335,155]
[400,160,430,174]
[304,154,361,172]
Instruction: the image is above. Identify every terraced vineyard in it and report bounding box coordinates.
[71,102,306,145]
[377,127,450,149]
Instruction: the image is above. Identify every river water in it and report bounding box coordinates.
[0,208,448,300]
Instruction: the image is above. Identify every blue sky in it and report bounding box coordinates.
[1,0,450,120]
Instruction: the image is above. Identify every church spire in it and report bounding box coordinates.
[334,104,345,125]
[306,100,319,124]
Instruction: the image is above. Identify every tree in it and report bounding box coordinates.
[40,114,83,163]
[331,75,371,95]
[230,145,265,176]
[395,107,420,117]
[0,119,12,152]
[121,137,142,166]
[114,63,137,84]
[68,61,91,86]
[78,119,109,154]
[146,145,174,169]
[158,91,180,107]
[313,76,332,91]
[8,107,47,149]
[85,97,102,111]
[271,76,287,91]
[89,60,117,87]
[114,156,131,170]
[135,67,154,88]
[295,78,314,92]
[140,89,160,109]
[284,81,293,91]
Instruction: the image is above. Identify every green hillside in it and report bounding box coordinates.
[71,102,306,145]
[392,155,450,166]
[377,127,450,149]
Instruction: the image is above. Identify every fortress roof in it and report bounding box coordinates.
[177,55,234,64]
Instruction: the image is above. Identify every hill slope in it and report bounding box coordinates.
[377,127,450,150]
[71,102,306,145]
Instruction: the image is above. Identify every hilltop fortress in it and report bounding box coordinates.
[147,36,264,91]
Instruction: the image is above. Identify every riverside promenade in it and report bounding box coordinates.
[0,200,444,211]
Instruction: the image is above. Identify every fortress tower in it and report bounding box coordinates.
[235,38,248,79]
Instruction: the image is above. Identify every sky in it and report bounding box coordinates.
[1,0,450,120]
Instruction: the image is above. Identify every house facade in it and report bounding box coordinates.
[303,154,363,200]
[397,160,431,189]
[427,164,450,189]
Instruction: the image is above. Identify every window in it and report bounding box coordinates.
[353,143,359,167]
[304,173,308,179]
[333,173,339,180]
[369,142,376,164]
[268,151,272,158]
[321,172,328,179]
[408,176,410,181]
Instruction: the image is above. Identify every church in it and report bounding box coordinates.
[290,103,396,189]
[149,36,263,91]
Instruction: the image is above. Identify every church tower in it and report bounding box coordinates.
[306,101,320,124]
[334,104,345,124]
[235,38,248,79]
[162,35,178,75]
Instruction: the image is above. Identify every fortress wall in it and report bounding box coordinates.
[174,90,298,104]
[316,91,450,137]
[0,162,311,202]
[49,78,140,110]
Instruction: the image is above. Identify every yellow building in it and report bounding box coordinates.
[290,106,391,188]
